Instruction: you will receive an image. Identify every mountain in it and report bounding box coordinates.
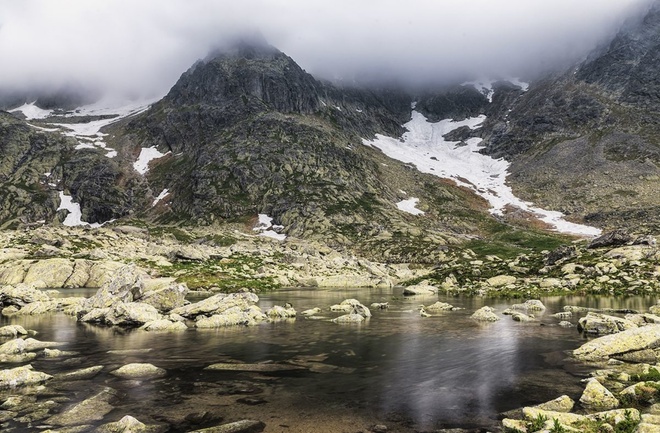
[479,3,660,234]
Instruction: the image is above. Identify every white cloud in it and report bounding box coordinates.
[0,0,654,98]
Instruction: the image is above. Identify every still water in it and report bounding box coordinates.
[1,289,655,432]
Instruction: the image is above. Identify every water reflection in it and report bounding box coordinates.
[1,289,655,431]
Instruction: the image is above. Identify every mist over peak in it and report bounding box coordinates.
[0,0,655,105]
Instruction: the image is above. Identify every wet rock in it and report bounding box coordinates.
[111,363,166,379]
[424,301,454,311]
[402,283,438,296]
[140,319,188,332]
[266,305,296,319]
[0,283,50,307]
[370,302,389,309]
[300,307,322,316]
[0,364,52,388]
[534,394,574,412]
[195,306,267,328]
[96,415,163,433]
[580,378,619,410]
[187,419,265,433]
[171,292,259,318]
[45,387,116,426]
[577,312,637,335]
[332,313,366,323]
[511,312,536,322]
[0,325,28,337]
[573,324,660,361]
[54,366,104,381]
[470,306,500,322]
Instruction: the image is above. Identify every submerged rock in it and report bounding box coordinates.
[96,414,163,433]
[300,307,322,316]
[424,301,454,311]
[332,313,366,324]
[54,366,104,381]
[45,387,116,426]
[111,363,166,380]
[187,419,265,433]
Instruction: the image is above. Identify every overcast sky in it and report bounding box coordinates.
[0,0,655,99]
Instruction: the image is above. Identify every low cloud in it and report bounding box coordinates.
[0,0,654,100]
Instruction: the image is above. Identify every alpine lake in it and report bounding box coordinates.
[1,287,654,433]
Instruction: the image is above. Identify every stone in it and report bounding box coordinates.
[139,282,188,312]
[522,407,586,426]
[111,363,166,379]
[140,319,188,332]
[370,302,389,309]
[424,301,454,311]
[300,307,322,316]
[573,324,660,361]
[486,275,516,287]
[96,415,162,433]
[511,312,536,322]
[585,408,640,425]
[45,387,116,426]
[80,302,161,326]
[588,229,634,249]
[0,365,52,388]
[402,283,438,295]
[471,306,500,322]
[16,300,60,315]
[171,292,259,318]
[332,313,366,323]
[0,325,28,337]
[534,395,574,412]
[86,261,126,288]
[559,321,574,327]
[54,366,104,381]
[63,260,93,288]
[579,378,619,410]
[266,305,296,319]
[0,283,50,307]
[577,312,637,335]
[195,306,267,328]
[22,258,74,288]
[187,419,265,433]
[0,337,63,354]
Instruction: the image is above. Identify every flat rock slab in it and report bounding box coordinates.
[573,324,660,361]
[45,387,116,426]
[205,363,305,373]
[188,419,265,433]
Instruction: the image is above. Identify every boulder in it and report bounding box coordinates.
[266,305,296,319]
[370,302,389,309]
[402,283,438,295]
[577,312,637,335]
[573,324,660,361]
[534,395,574,412]
[85,261,126,288]
[588,229,634,249]
[424,302,454,311]
[111,363,166,379]
[15,300,60,315]
[96,415,161,433]
[140,319,188,332]
[329,299,371,317]
[486,275,516,287]
[471,306,500,322]
[81,263,146,311]
[300,307,322,316]
[0,365,52,388]
[511,312,536,322]
[54,366,104,381]
[64,259,93,288]
[0,284,50,307]
[332,314,365,323]
[195,306,267,328]
[22,258,74,288]
[139,282,188,312]
[579,378,619,410]
[171,292,259,318]
[0,325,28,337]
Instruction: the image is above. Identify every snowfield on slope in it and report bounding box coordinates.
[363,110,601,237]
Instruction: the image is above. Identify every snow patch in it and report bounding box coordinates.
[12,102,53,120]
[462,80,495,102]
[152,189,170,207]
[57,191,112,228]
[253,214,287,241]
[363,111,601,236]
[509,78,530,91]
[134,147,168,175]
[396,198,424,216]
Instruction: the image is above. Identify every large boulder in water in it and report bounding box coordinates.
[578,312,637,335]
[139,282,188,312]
[171,292,259,319]
[0,364,52,388]
[80,302,161,326]
[574,324,660,361]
